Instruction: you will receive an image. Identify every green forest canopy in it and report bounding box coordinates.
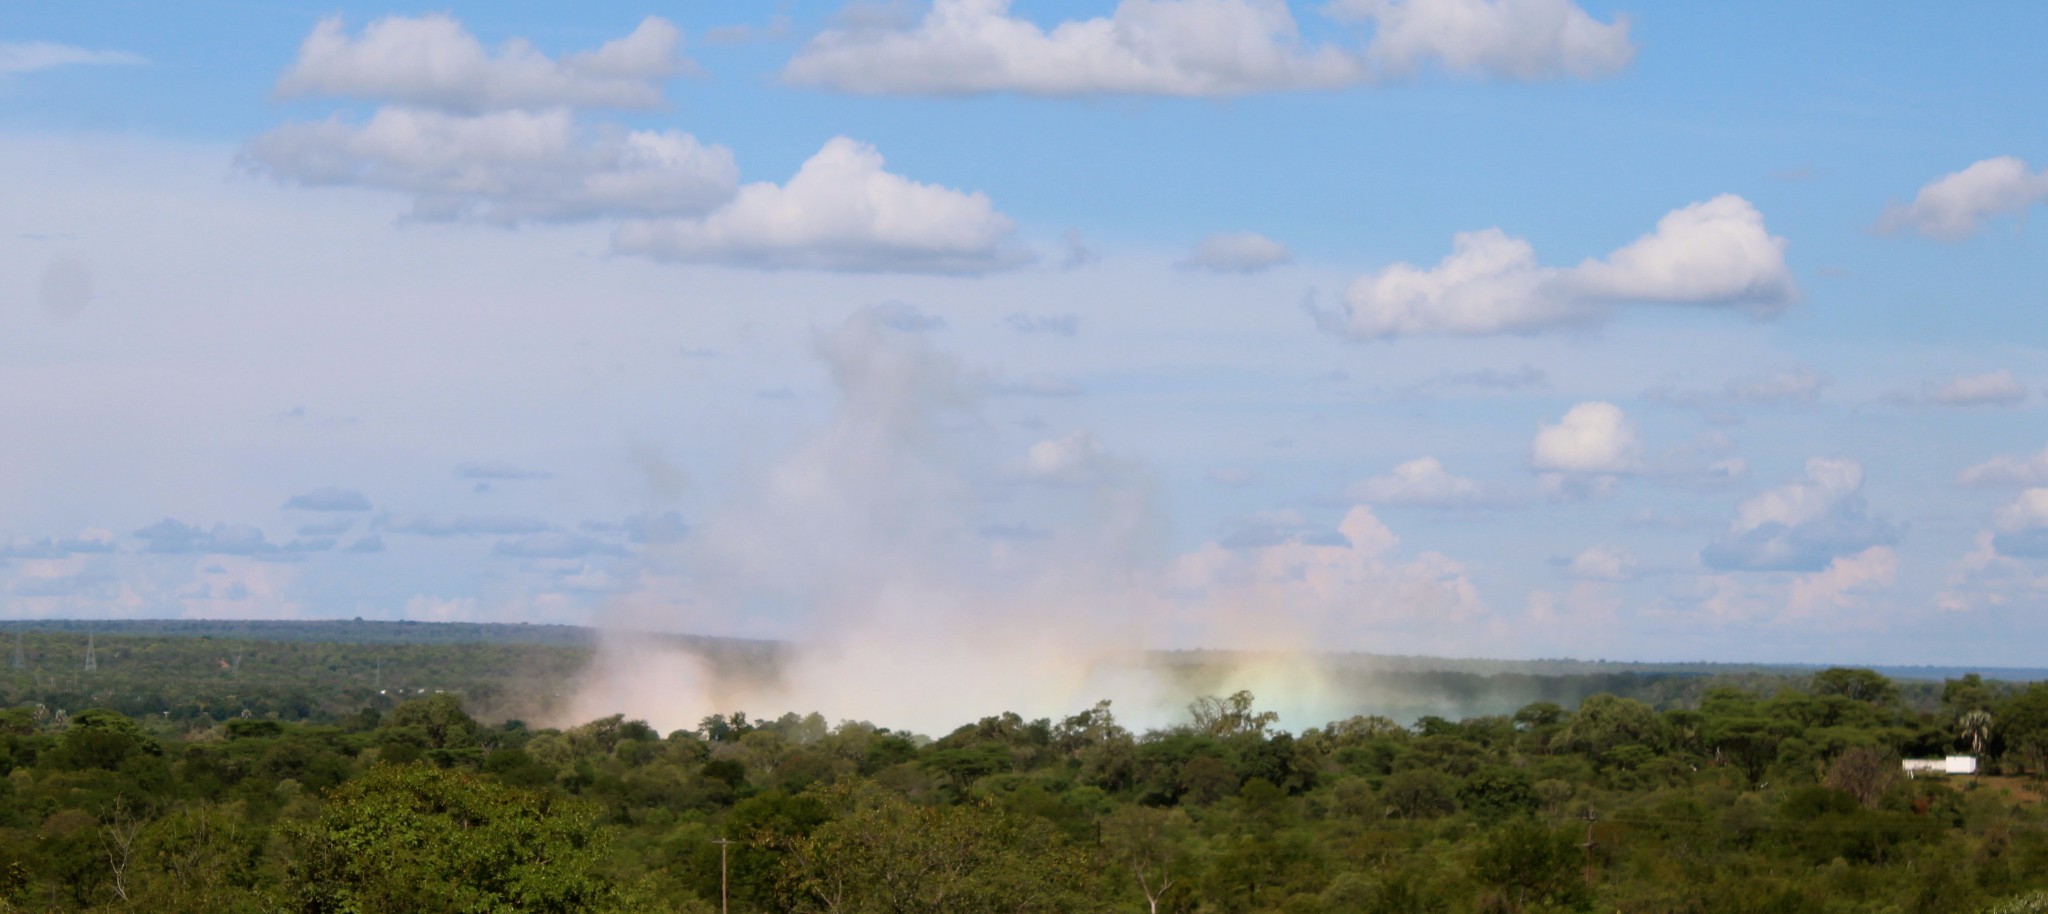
[0,622,2046,912]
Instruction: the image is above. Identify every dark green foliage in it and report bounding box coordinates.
[780,781,1101,914]
[0,628,2042,914]
[1470,819,1592,912]
[222,718,284,740]
[1811,667,1900,705]
[279,763,627,913]
[1557,693,1661,758]
[1179,754,1238,805]
[720,790,831,908]
[1384,767,1460,819]
[48,707,162,771]
[2002,684,2048,773]
[483,747,558,789]
[702,757,748,788]
[857,731,918,774]
[383,692,481,750]
[1460,767,1540,822]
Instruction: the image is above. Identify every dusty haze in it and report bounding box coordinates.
[563,307,1486,735]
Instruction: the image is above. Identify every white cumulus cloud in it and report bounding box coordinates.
[246,107,738,223]
[1990,489,2048,558]
[1531,401,1639,475]
[1181,231,1292,273]
[784,0,1629,97]
[1566,545,1635,581]
[251,16,733,224]
[1936,532,2048,613]
[1785,547,1898,617]
[277,15,688,112]
[1702,458,1897,572]
[1958,444,2048,488]
[1012,431,1114,483]
[1317,195,1796,339]
[1330,0,1633,80]
[785,0,1364,96]
[1165,505,1486,644]
[1994,489,2048,532]
[1940,492,2048,608]
[1878,156,2048,240]
[611,136,1025,273]
[1325,228,1560,338]
[1734,458,1863,531]
[1348,456,1486,506]
[1564,196,1798,305]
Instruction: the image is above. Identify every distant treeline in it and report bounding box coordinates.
[0,618,596,646]
[0,622,2039,732]
[8,622,2039,688]
[1156,647,2048,683]
[8,620,2037,682]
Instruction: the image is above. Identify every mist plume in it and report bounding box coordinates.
[565,307,1486,735]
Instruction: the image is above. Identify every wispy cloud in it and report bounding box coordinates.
[1888,369,2030,408]
[0,42,146,76]
[457,461,554,481]
[384,515,552,537]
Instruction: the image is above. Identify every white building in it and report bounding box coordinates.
[1902,755,1977,776]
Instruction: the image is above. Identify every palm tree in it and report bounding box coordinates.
[1959,709,1994,756]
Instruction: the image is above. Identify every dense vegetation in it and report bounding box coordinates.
[3,626,2048,912]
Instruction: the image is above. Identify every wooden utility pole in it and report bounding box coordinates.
[1580,806,1599,888]
[712,837,736,914]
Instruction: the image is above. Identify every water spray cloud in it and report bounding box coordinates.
[566,307,1489,735]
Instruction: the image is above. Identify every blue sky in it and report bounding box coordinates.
[4,0,2048,670]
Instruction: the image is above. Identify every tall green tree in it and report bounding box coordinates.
[1555,694,1659,758]
[1999,684,2048,774]
[1470,820,1591,913]
[1810,668,1899,706]
[781,781,1100,914]
[1100,805,1195,914]
[280,763,628,914]
[1188,691,1279,739]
